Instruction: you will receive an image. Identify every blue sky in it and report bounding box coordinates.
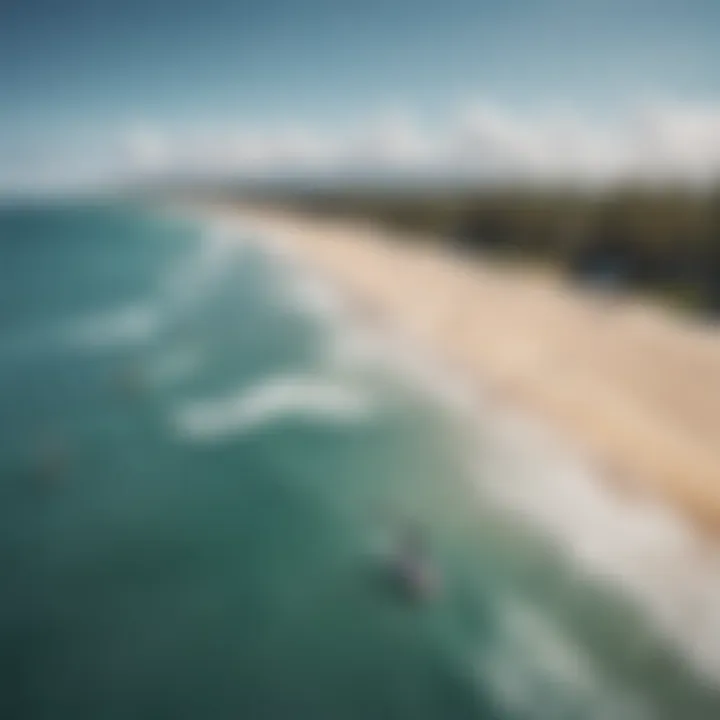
[2,0,719,188]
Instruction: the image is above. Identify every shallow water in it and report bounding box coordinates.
[1,202,718,719]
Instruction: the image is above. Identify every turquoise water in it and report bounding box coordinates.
[1,203,719,719]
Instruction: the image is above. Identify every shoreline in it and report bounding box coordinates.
[221,204,720,531]
[202,202,720,681]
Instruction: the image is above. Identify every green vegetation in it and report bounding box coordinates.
[259,184,720,315]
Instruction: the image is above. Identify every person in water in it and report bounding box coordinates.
[399,521,425,558]
[387,520,438,603]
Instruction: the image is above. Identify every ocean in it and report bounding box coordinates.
[1,201,719,720]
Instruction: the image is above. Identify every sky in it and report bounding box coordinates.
[1,0,720,190]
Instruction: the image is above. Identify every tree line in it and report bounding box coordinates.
[257,184,720,315]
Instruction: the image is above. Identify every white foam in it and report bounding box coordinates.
[280,261,482,403]
[64,302,162,348]
[161,222,248,311]
[473,403,720,682]
[174,372,373,441]
[264,247,397,379]
[326,324,387,371]
[374,324,480,414]
[279,267,349,327]
[59,217,250,353]
[478,599,648,720]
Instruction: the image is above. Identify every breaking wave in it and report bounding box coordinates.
[279,267,349,327]
[477,599,648,720]
[173,372,373,441]
[160,221,249,312]
[472,403,720,682]
[64,219,253,353]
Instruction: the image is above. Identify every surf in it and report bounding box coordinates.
[173,372,374,441]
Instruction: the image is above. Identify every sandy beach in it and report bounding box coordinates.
[229,205,720,532]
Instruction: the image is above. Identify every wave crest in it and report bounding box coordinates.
[173,373,373,441]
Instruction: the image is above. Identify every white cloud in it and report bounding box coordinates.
[349,111,435,168]
[125,123,171,172]
[121,123,342,178]
[629,103,720,183]
[450,104,627,183]
[454,103,550,168]
[188,102,718,185]
[8,99,720,194]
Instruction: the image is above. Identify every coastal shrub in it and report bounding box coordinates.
[249,183,720,314]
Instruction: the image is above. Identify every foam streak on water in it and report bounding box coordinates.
[474,406,720,682]
[174,372,374,441]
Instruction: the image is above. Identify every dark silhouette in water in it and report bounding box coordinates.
[379,522,439,604]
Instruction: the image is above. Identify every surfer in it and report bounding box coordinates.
[384,520,439,604]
